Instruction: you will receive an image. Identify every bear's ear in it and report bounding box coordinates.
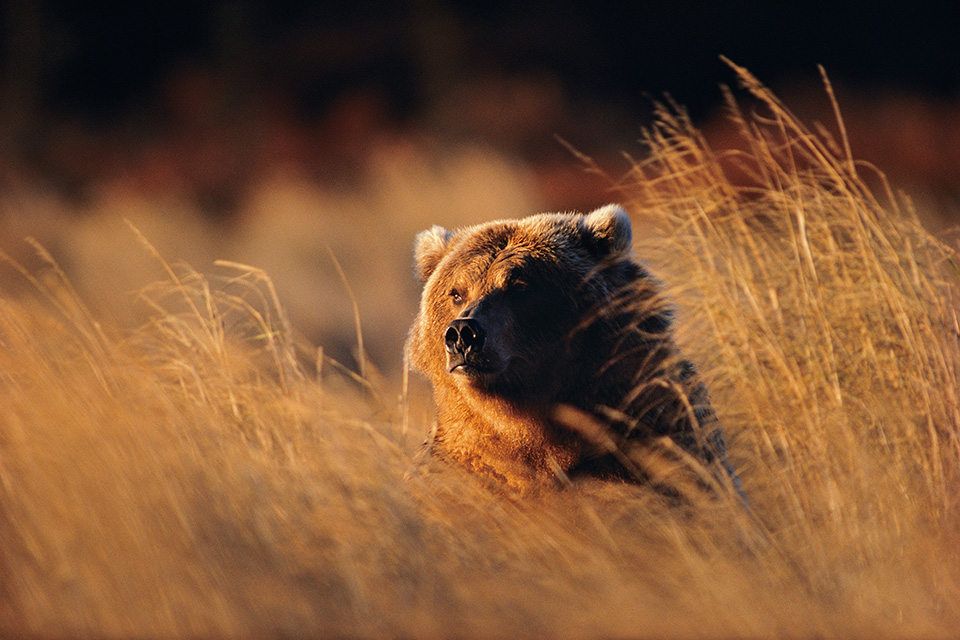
[414,225,454,281]
[581,204,632,257]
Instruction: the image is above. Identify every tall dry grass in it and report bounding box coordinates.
[1,66,959,638]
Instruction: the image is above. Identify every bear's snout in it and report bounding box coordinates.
[445,318,485,359]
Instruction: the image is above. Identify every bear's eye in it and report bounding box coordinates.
[509,278,528,291]
[449,288,464,304]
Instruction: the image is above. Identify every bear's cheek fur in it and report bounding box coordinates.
[409,303,448,378]
[409,283,474,378]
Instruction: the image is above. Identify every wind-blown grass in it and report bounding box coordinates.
[1,67,958,638]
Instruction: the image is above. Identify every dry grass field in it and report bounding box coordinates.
[2,66,959,638]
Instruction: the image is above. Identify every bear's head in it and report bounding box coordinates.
[406,204,639,405]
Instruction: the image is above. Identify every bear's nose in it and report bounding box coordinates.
[445,318,485,356]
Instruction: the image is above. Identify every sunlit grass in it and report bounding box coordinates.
[1,66,958,638]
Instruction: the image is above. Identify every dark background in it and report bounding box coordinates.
[3,1,959,213]
[2,1,959,370]
[8,2,960,122]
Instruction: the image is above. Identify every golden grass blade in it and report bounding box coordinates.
[324,246,368,383]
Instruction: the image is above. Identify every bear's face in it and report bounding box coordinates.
[407,205,633,401]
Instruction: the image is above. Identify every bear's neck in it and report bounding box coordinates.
[432,381,585,485]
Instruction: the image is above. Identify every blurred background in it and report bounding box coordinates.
[1,1,959,374]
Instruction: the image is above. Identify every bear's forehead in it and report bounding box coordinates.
[456,217,579,255]
[454,221,578,263]
[436,218,590,289]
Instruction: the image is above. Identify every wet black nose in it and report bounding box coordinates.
[445,318,485,356]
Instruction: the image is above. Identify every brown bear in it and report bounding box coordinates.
[406,204,742,496]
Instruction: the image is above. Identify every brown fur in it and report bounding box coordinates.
[407,205,741,494]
